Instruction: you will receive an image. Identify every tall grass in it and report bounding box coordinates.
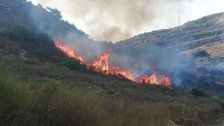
[0,37,223,126]
[0,26,223,126]
[0,71,171,126]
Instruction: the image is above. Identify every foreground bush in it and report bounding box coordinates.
[0,70,223,126]
[0,72,170,126]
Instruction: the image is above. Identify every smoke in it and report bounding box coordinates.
[27,2,110,59]
[26,0,224,90]
[62,31,111,60]
[110,40,195,86]
[28,0,190,43]
[212,62,224,71]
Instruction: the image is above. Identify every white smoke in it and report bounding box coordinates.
[28,0,192,43]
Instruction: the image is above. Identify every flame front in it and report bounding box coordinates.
[91,49,110,73]
[55,39,172,88]
[55,38,84,63]
[139,73,159,85]
[90,49,135,81]
[111,67,136,81]
[160,75,171,87]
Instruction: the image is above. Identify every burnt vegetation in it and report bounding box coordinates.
[0,27,224,126]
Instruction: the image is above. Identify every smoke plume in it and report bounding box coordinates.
[28,0,190,43]
[26,0,224,91]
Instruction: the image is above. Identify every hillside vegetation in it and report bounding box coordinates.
[116,13,224,58]
[0,27,224,126]
[113,13,224,95]
[0,0,224,125]
[0,0,87,39]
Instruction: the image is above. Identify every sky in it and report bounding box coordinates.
[28,0,224,43]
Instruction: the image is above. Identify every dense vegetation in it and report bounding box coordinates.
[0,27,224,126]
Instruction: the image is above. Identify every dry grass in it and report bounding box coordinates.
[0,56,223,126]
[0,28,223,126]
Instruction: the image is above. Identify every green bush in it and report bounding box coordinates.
[0,26,67,62]
[0,69,222,126]
[0,72,170,126]
[58,58,86,71]
[191,88,210,97]
[58,58,98,74]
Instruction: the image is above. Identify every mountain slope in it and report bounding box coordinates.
[0,24,224,126]
[0,1,224,125]
[113,13,224,94]
[0,0,87,39]
[116,12,224,58]
[1,0,223,93]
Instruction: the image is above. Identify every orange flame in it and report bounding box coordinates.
[90,49,135,81]
[160,75,171,87]
[91,49,110,73]
[111,67,136,81]
[55,38,84,63]
[54,39,172,88]
[139,73,159,85]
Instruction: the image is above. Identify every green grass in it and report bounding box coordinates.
[0,27,67,62]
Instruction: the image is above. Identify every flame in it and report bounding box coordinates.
[139,73,159,85]
[55,38,84,63]
[91,49,110,73]
[160,75,171,87]
[54,39,172,88]
[90,49,135,81]
[111,67,136,81]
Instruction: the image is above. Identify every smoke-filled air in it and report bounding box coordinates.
[29,0,224,42]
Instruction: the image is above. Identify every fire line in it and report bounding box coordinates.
[55,38,171,88]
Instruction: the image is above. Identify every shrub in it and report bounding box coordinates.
[0,26,67,62]
[191,88,210,97]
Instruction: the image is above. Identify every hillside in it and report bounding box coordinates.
[112,13,224,94]
[0,1,224,125]
[0,0,87,39]
[0,0,110,60]
[1,23,224,126]
[116,13,224,58]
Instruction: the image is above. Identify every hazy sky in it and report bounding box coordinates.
[28,0,224,43]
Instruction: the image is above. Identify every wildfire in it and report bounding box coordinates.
[91,49,110,73]
[111,67,136,81]
[89,50,135,81]
[55,39,172,88]
[160,75,171,87]
[139,73,159,85]
[55,38,84,63]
